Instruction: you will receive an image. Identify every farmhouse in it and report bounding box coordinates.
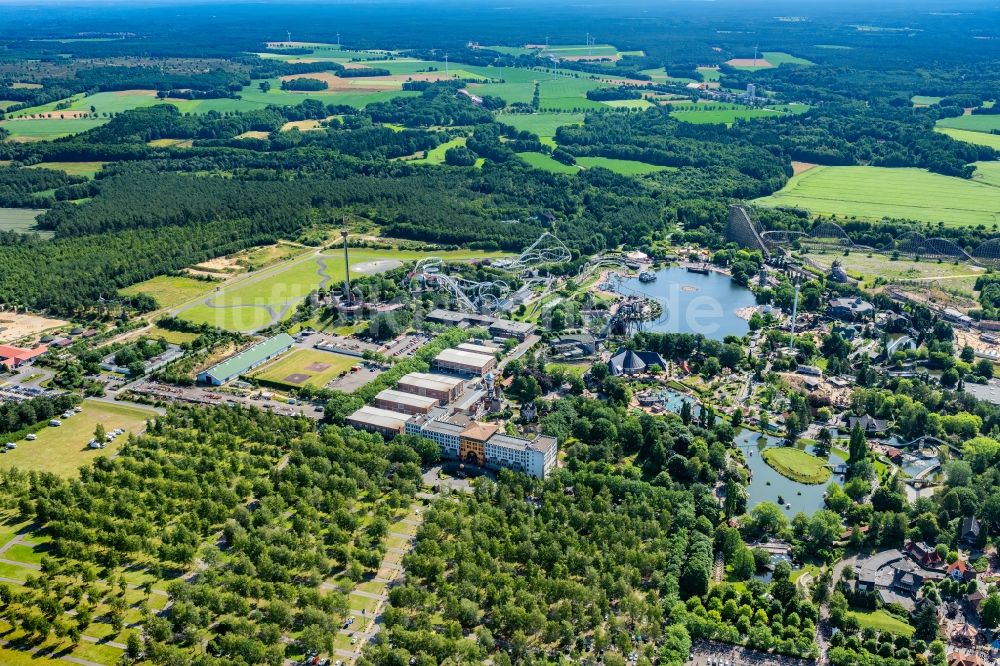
[0,344,47,369]
[197,333,294,386]
[432,347,497,377]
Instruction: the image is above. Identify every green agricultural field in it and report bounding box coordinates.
[761,51,814,66]
[543,44,619,58]
[0,117,107,140]
[409,136,467,164]
[602,99,653,109]
[576,156,671,176]
[761,447,831,484]
[848,609,914,637]
[120,274,220,310]
[755,165,1000,227]
[537,77,607,111]
[973,160,1000,187]
[671,106,783,125]
[27,161,105,177]
[912,95,943,106]
[0,400,157,478]
[517,151,580,174]
[936,114,1000,134]
[697,67,721,82]
[936,126,1000,150]
[478,45,538,57]
[250,348,357,388]
[0,208,45,234]
[497,112,584,139]
[517,152,668,177]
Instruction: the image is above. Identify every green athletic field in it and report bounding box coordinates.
[755,165,1000,227]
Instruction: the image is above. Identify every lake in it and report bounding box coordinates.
[735,428,841,516]
[616,266,756,340]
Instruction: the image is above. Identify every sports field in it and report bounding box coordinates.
[761,447,830,484]
[936,126,1000,150]
[120,274,220,310]
[250,348,357,388]
[936,114,1000,134]
[0,400,157,478]
[755,165,1000,227]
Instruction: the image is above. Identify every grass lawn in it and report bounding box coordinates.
[0,118,107,140]
[671,106,783,125]
[120,274,219,310]
[761,447,831,484]
[498,112,584,138]
[517,151,580,174]
[938,127,1000,150]
[0,400,157,478]
[936,114,1000,134]
[0,208,46,235]
[249,348,357,388]
[601,99,653,109]
[147,325,199,345]
[912,95,943,106]
[762,51,814,66]
[408,136,467,165]
[27,161,105,178]
[849,609,914,637]
[755,165,1000,228]
[576,156,672,176]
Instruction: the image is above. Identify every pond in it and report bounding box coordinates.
[735,428,842,516]
[615,266,757,340]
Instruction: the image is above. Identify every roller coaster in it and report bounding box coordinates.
[409,232,572,313]
[726,204,1000,266]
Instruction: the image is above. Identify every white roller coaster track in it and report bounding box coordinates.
[410,232,571,313]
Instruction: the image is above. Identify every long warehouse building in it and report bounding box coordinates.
[396,372,465,405]
[432,347,497,377]
[198,333,295,386]
[373,389,439,415]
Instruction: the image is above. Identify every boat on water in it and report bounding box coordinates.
[685,264,709,275]
[639,271,657,283]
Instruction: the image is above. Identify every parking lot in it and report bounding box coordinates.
[688,639,814,666]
